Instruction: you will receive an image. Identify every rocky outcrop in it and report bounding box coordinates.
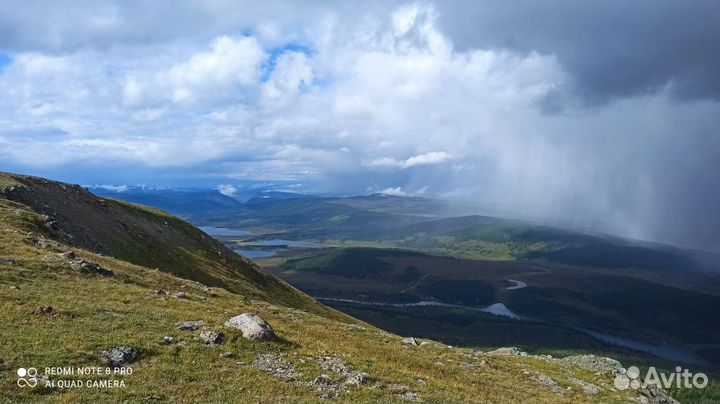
[485,347,527,356]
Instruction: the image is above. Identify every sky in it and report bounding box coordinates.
[0,1,719,251]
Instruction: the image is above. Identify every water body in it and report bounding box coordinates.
[246,239,327,248]
[199,226,255,237]
[565,325,708,366]
[236,249,277,259]
[316,297,523,320]
[200,227,326,258]
[317,296,706,366]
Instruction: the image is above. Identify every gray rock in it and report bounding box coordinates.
[561,354,623,374]
[197,330,225,345]
[313,374,332,387]
[486,347,523,356]
[219,352,234,358]
[104,346,138,367]
[252,353,297,380]
[177,321,203,331]
[163,336,174,344]
[570,378,601,395]
[531,375,566,395]
[70,259,113,277]
[225,313,276,341]
[344,371,369,386]
[402,337,418,346]
[389,384,421,402]
[640,385,680,404]
[0,258,18,266]
[174,292,187,299]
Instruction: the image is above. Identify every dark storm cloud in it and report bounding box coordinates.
[436,0,720,104]
[0,1,719,253]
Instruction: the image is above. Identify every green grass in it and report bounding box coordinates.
[0,174,651,403]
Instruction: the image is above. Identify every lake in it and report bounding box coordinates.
[199,226,255,236]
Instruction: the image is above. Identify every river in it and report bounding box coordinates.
[316,296,708,366]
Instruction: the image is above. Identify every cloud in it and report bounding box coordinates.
[94,184,129,193]
[379,187,407,197]
[123,35,266,107]
[367,151,453,169]
[0,1,719,251]
[217,184,238,197]
[435,0,720,104]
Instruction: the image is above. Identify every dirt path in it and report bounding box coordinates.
[400,273,430,294]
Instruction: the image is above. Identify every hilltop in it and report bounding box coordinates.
[0,173,672,403]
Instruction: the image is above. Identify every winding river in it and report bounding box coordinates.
[316,296,708,366]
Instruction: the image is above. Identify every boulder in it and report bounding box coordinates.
[402,337,418,346]
[225,313,276,341]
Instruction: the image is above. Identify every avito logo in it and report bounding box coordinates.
[614,365,708,390]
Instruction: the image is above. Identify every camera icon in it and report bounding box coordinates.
[17,368,39,388]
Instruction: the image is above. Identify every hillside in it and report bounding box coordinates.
[90,187,244,217]
[0,173,670,403]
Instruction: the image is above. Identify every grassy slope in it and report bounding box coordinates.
[0,178,645,403]
[0,173,336,317]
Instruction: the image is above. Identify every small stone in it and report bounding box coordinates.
[9,285,19,290]
[58,251,75,260]
[32,306,54,316]
[163,336,174,344]
[153,289,166,296]
[416,379,427,386]
[313,374,332,386]
[174,292,187,299]
[177,321,203,331]
[225,313,276,341]
[220,352,234,358]
[344,371,369,386]
[198,330,225,345]
[531,375,565,395]
[71,259,113,276]
[104,346,138,367]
